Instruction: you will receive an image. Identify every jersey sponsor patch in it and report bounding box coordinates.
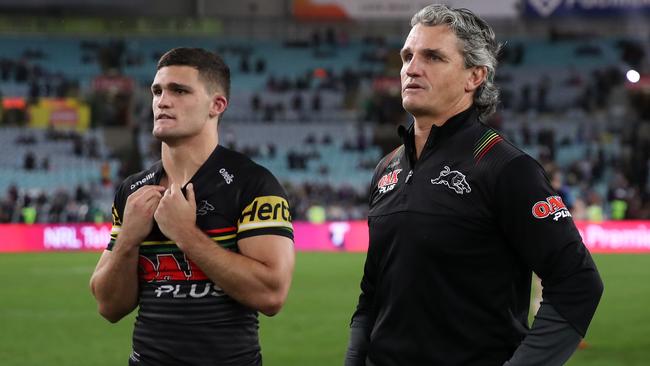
[238,195,292,233]
[152,283,225,298]
[377,169,402,194]
[532,195,572,221]
[431,166,471,195]
[129,172,156,191]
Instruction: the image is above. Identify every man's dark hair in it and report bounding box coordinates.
[157,47,231,99]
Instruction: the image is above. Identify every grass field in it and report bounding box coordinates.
[0,252,648,365]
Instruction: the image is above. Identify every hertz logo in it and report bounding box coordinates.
[238,196,292,233]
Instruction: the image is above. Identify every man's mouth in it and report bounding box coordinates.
[156,114,175,120]
[404,83,424,91]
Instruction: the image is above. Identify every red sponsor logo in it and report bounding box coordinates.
[532,195,571,221]
[139,254,208,282]
[377,169,402,193]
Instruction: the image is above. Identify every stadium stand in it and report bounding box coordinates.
[0,14,649,222]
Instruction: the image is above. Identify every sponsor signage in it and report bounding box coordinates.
[0,224,111,252]
[1,221,649,253]
[523,0,650,18]
[28,98,91,131]
[293,0,518,20]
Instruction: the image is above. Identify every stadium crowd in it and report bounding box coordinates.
[0,31,649,223]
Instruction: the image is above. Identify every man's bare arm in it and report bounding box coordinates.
[90,185,165,322]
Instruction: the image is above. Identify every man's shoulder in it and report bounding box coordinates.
[375,145,405,175]
[220,146,279,183]
[472,123,526,168]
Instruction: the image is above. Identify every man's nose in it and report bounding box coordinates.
[156,91,171,108]
[404,57,422,77]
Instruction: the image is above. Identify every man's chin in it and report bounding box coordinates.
[152,130,179,143]
[402,102,428,117]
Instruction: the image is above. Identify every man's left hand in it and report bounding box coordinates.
[155,183,197,245]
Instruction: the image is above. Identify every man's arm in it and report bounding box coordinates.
[504,302,582,366]
[89,247,140,323]
[154,183,294,316]
[90,185,165,323]
[496,155,603,363]
[345,220,380,366]
[178,231,293,316]
[344,265,376,366]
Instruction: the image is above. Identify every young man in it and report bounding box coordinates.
[90,48,294,365]
[345,5,603,366]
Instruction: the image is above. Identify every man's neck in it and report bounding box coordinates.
[161,134,218,187]
[412,101,472,159]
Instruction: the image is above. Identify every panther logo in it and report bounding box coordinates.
[431,166,471,195]
[196,200,215,216]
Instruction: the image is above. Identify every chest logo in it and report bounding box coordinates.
[377,169,402,194]
[219,168,234,184]
[431,166,471,195]
[197,200,215,216]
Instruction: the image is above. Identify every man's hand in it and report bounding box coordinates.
[120,185,166,247]
[155,183,197,244]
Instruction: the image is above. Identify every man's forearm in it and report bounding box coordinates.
[90,243,140,323]
[504,302,582,366]
[345,315,371,366]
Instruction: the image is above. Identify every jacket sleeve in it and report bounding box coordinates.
[495,154,603,337]
[344,251,377,366]
[345,156,388,366]
[504,302,582,366]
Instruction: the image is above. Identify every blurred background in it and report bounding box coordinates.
[0,0,648,365]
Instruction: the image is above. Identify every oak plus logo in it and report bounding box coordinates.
[529,0,563,17]
[431,166,471,195]
[377,169,402,194]
[532,195,572,221]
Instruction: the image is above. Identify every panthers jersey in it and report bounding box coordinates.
[350,106,602,366]
[108,145,293,366]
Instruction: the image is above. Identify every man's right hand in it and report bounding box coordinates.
[119,185,166,247]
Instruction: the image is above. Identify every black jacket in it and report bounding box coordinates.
[348,107,603,365]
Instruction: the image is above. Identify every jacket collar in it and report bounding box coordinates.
[398,105,477,162]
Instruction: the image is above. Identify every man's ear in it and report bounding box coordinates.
[465,66,487,92]
[209,94,228,119]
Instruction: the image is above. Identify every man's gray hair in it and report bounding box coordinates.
[411,4,501,121]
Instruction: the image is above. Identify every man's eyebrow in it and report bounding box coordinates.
[151,82,193,90]
[400,47,449,61]
[422,48,448,61]
[167,82,192,90]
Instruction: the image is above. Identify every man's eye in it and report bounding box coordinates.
[403,54,412,62]
[175,88,187,94]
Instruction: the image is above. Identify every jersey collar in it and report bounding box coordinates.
[150,144,225,189]
[398,105,478,161]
